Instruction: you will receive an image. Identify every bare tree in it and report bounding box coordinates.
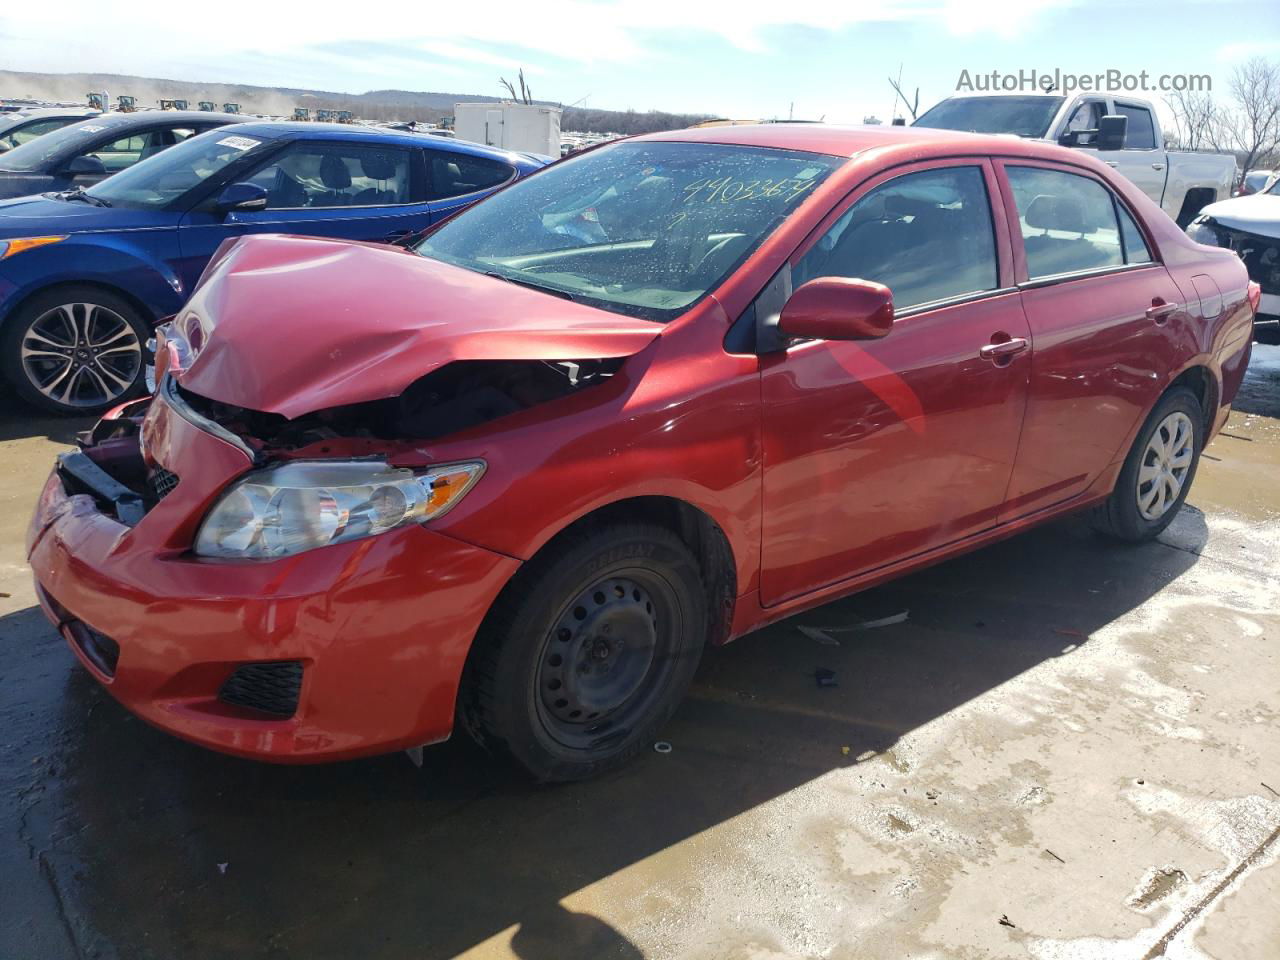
[888,67,919,121]
[1166,87,1219,151]
[499,68,533,105]
[1214,57,1280,189]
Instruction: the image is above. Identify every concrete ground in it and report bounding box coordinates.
[2,338,1278,960]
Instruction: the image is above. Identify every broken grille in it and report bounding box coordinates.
[150,467,179,500]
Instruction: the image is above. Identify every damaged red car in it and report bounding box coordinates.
[27,125,1257,781]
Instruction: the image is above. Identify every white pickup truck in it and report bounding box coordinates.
[913,93,1235,226]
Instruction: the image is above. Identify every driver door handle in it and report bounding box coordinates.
[979,338,1029,362]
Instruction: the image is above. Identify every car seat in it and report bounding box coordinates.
[352,152,400,205]
[318,154,353,205]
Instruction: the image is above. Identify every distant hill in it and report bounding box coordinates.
[0,71,713,134]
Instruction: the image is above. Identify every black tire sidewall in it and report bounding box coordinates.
[1109,387,1204,541]
[481,525,707,781]
[1,285,150,415]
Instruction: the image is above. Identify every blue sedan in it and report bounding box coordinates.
[0,122,546,412]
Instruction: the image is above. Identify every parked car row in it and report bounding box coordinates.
[24,123,1259,780]
[0,119,545,412]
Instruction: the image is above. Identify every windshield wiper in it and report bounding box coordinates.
[59,186,110,207]
[484,270,574,301]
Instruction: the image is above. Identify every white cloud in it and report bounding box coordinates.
[2,0,1071,75]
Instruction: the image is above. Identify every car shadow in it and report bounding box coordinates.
[0,505,1210,960]
[0,386,94,444]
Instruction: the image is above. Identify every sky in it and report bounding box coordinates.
[2,0,1279,127]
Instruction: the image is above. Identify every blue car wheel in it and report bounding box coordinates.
[2,285,148,415]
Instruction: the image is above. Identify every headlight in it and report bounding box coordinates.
[194,459,484,559]
[1185,218,1221,247]
[0,235,67,260]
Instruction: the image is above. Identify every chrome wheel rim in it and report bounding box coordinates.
[20,302,141,408]
[1136,411,1194,521]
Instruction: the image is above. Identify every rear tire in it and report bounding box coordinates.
[1092,386,1203,542]
[460,521,707,782]
[1,285,149,415]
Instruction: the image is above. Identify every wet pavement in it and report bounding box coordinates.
[2,338,1278,960]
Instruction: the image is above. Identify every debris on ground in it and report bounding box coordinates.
[852,611,909,629]
[925,788,940,800]
[999,915,1016,928]
[653,741,672,754]
[814,668,838,688]
[797,612,909,644]
[841,745,851,757]
[1052,627,1087,638]
[797,625,840,646]
[217,863,229,875]
[1045,849,1066,864]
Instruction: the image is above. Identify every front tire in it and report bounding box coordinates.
[1,286,149,415]
[460,522,707,782]
[1092,386,1203,542]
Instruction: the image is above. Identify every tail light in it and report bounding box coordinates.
[1247,281,1262,316]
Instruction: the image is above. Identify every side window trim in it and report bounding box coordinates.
[994,157,1163,286]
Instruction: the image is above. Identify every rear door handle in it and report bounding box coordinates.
[1151,163,1165,171]
[1105,160,1119,167]
[979,338,1029,362]
[1146,301,1178,324]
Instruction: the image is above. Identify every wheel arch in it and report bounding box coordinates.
[1166,362,1219,436]
[493,495,738,649]
[0,276,160,333]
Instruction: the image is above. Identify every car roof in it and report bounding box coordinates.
[10,107,100,119]
[225,121,532,163]
[82,110,244,128]
[632,122,1078,163]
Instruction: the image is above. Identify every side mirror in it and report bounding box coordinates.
[215,182,268,213]
[1096,114,1127,152]
[777,277,894,342]
[62,154,106,177]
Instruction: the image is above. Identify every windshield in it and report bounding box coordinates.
[0,118,116,172]
[417,141,842,322]
[914,96,1066,138]
[86,129,271,208]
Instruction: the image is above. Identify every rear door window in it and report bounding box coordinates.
[1007,166,1153,278]
[426,151,514,200]
[794,165,999,310]
[1116,104,1157,149]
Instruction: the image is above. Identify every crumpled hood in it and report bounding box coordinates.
[1199,194,1280,238]
[177,234,662,419]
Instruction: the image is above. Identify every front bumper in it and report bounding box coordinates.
[26,392,520,762]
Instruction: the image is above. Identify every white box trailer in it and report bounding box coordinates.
[453,102,561,158]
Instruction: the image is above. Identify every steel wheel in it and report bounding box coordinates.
[19,301,142,409]
[535,572,680,750]
[1136,411,1194,521]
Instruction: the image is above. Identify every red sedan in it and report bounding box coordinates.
[27,124,1257,781]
